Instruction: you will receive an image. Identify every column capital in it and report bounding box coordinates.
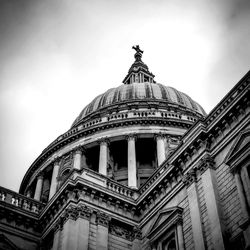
[62,206,79,222]
[53,156,62,166]
[37,171,44,180]
[126,133,137,141]
[97,137,110,145]
[182,169,197,187]
[72,145,85,154]
[53,217,63,233]
[77,205,92,220]
[96,212,110,227]
[154,132,166,140]
[132,226,142,240]
[197,155,215,175]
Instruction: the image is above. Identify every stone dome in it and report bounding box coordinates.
[72,82,206,127]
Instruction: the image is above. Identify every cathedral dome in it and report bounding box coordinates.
[72,82,206,127]
[20,46,207,198]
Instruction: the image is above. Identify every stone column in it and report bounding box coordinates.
[200,160,225,250]
[73,146,82,170]
[183,169,205,250]
[176,221,185,250]
[99,139,108,176]
[49,159,61,200]
[34,172,44,201]
[155,133,166,166]
[96,212,110,250]
[81,147,88,169]
[127,134,137,188]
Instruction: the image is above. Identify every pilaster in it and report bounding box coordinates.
[183,169,205,250]
[198,156,225,250]
[132,226,142,250]
[96,212,110,250]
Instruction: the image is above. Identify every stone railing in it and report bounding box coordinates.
[72,168,139,200]
[106,179,138,199]
[0,186,44,214]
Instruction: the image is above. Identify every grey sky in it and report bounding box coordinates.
[0,0,249,192]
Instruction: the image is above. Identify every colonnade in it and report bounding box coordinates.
[30,133,169,201]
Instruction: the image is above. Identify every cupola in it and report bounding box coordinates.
[122,45,155,84]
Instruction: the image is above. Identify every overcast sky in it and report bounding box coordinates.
[0,0,249,192]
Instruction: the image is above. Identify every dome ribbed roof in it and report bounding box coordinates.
[72,82,206,127]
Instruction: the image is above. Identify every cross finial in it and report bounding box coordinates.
[132,45,143,54]
[132,45,143,61]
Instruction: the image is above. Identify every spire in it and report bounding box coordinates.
[123,45,155,85]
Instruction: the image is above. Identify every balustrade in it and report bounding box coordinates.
[106,180,136,199]
[0,186,44,214]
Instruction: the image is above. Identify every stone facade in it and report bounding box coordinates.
[0,48,249,250]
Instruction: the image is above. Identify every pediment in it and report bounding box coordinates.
[147,206,183,241]
[225,129,250,169]
[0,234,19,250]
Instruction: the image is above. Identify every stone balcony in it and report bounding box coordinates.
[0,186,44,215]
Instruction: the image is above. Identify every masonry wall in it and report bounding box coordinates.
[216,161,243,241]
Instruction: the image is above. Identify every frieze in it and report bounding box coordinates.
[109,224,134,241]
